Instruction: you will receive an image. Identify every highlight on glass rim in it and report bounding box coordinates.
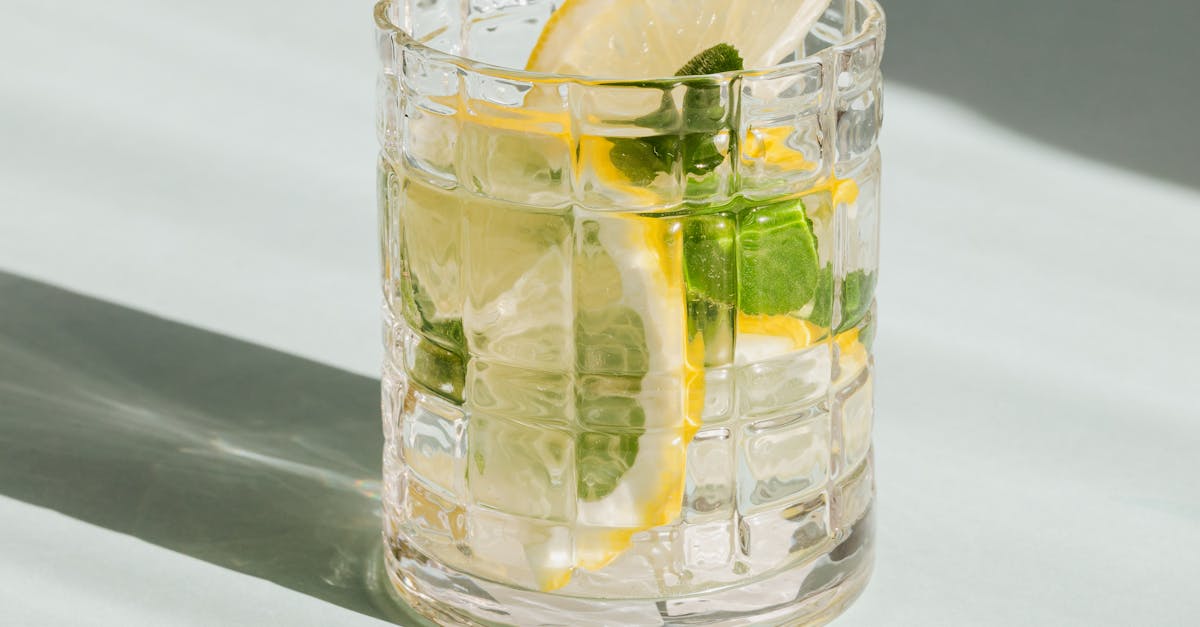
[377,0,884,624]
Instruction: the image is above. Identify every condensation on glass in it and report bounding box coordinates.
[376,1,884,624]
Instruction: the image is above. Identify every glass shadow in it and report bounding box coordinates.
[0,271,426,625]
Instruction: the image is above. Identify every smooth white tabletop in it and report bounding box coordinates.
[3,0,1199,625]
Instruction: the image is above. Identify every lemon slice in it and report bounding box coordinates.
[567,215,703,578]
[460,205,700,591]
[527,0,833,77]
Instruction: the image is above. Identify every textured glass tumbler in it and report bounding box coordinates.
[376,1,883,625]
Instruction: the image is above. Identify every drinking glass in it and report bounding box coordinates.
[376,1,884,624]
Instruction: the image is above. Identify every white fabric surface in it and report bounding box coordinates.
[2,0,1199,624]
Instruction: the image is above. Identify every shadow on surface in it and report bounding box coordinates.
[0,272,424,625]
[883,0,1200,189]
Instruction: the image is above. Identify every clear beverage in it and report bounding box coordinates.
[376,1,883,624]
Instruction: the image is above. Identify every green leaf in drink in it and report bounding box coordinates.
[840,269,877,332]
[737,198,822,316]
[609,44,745,185]
[808,266,878,331]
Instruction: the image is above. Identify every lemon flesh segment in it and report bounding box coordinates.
[527,0,834,77]
[539,216,702,590]
[737,312,867,361]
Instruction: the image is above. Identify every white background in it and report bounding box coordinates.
[2,0,1199,624]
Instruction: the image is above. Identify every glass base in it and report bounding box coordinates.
[382,510,873,627]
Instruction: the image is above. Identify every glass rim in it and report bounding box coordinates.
[374,0,885,85]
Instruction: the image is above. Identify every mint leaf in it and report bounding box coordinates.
[810,264,835,328]
[682,212,738,365]
[399,274,467,402]
[839,269,876,332]
[809,267,877,331]
[572,221,650,502]
[683,213,738,308]
[608,136,676,186]
[681,198,875,333]
[675,43,744,77]
[609,44,744,185]
[737,198,822,316]
[408,332,466,403]
[574,341,646,501]
[400,272,467,350]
